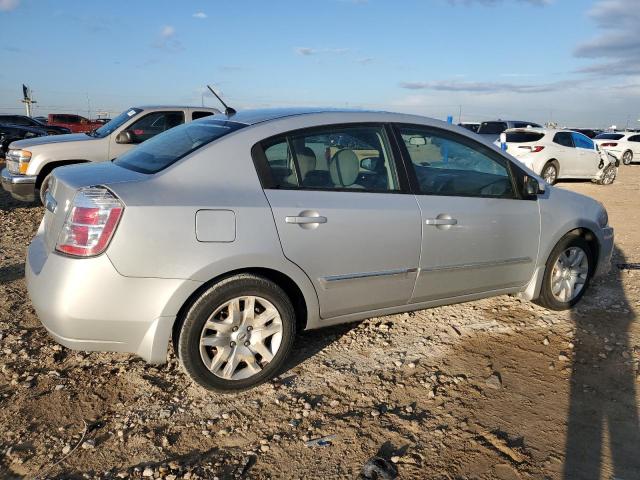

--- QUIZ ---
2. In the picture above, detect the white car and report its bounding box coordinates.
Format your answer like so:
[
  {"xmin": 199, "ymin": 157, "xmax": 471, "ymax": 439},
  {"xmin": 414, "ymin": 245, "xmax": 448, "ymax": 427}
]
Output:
[
  {"xmin": 500, "ymin": 128, "xmax": 617, "ymax": 185},
  {"xmin": 594, "ymin": 132, "xmax": 640, "ymax": 165}
]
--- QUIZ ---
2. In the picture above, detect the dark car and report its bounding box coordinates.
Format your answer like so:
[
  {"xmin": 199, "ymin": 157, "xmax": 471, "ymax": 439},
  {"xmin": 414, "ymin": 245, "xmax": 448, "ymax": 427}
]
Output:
[
  {"xmin": 570, "ymin": 128, "xmax": 602, "ymax": 139},
  {"xmin": 0, "ymin": 124, "xmax": 49, "ymax": 158},
  {"xmin": 0, "ymin": 115, "xmax": 71, "ymax": 135}
]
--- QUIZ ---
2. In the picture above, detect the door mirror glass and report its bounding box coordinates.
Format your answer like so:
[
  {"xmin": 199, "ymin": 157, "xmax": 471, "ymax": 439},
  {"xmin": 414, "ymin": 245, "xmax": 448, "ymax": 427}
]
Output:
[
  {"xmin": 523, "ymin": 175, "xmax": 544, "ymax": 196},
  {"xmin": 115, "ymin": 131, "xmax": 133, "ymax": 144},
  {"xmin": 360, "ymin": 157, "xmax": 382, "ymax": 171}
]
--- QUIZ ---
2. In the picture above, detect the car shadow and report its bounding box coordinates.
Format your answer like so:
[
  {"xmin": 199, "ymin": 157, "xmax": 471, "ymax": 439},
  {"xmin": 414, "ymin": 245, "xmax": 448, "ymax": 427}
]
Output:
[
  {"xmin": 0, "ymin": 188, "xmax": 40, "ymax": 211},
  {"xmin": 0, "ymin": 263, "xmax": 25, "ymax": 284},
  {"xmin": 563, "ymin": 246, "xmax": 640, "ymax": 478},
  {"xmin": 276, "ymin": 322, "xmax": 358, "ymax": 381}
]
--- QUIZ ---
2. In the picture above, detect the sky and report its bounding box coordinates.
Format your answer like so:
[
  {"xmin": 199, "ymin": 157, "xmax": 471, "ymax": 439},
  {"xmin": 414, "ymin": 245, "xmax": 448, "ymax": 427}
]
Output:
[{"xmin": 0, "ymin": 0, "xmax": 638, "ymax": 128}]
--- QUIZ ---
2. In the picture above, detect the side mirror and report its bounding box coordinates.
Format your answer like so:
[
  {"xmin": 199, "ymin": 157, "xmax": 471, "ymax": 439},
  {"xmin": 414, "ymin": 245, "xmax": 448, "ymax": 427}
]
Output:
[
  {"xmin": 360, "ymin": 157, "xmax": 381, "ymax": 171},
  {"xmin": 115, "ymin": 131, "xmax": 133, "ymax": 144},
  {"xmin": 523, "ymin": 175, "xmax": 544, "ymax": 197}
]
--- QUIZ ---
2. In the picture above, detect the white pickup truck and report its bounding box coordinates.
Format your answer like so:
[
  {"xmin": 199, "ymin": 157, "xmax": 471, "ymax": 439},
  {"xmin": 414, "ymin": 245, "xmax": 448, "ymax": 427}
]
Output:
[{"xmin": 1, "ymin": 105, "xmax": 219, "ymax": 203}]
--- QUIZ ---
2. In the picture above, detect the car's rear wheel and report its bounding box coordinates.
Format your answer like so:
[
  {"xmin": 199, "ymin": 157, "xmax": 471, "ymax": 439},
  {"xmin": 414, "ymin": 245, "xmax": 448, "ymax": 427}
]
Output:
[
  {"xmin": 541, "ymin": 161, "xmax": 559, "ymax": 185},
  {"xmin": 177, "ymin": 274, "xmax": 296, "ymax": 392},
  {"xmin": 536, "ymin": 234, "xmax": 593, "ymax": 310},
  {"xmin": 622, "ymin": 150, "xmax": 633, "ymax": 165},
  {"xmin": 597, "ymin": 164, "xmax": 617, "ymax": 185}
]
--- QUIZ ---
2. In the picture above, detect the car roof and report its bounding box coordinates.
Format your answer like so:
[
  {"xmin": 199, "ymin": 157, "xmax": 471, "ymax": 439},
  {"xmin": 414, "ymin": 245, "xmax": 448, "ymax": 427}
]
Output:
[{"xmin": 133, "ymin": 105, "xmax": 219, "ymax": 110}]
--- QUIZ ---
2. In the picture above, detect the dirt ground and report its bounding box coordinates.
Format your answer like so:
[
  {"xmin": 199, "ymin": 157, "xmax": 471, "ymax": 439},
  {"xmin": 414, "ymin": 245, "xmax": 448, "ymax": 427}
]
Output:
[{"xmin": 1, "ymin": 162, "xmax": 639, "ymax": 480}]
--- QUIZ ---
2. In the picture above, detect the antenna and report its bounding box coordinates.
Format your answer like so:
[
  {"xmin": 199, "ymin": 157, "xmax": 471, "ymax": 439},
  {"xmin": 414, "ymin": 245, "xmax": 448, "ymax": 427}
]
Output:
[{"xmin": 206, "ymin": 85, "xmax": 236, "ymax": 116}]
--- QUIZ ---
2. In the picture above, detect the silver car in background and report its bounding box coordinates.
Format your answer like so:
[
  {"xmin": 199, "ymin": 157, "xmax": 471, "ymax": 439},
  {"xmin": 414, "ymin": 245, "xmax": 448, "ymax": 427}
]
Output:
[{"xmin": 26, "ymin": 108, "xmax": 614, "ymax": 392}]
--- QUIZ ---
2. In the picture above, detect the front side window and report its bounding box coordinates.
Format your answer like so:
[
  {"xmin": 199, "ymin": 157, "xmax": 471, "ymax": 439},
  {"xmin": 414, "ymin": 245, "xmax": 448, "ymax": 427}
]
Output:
[
  {"xmin": 260, "ymin": 126, "xmax": 400, "ymax": 192},
  {"xmin": 553, "ymin": 132, "xmax": 574, "ymax": 148},
  {"xmin": 115, "ymin": 119, "xmax": 245, "ymax": 174},
  {"xmin": 397, "ymin": 126, "xmax": 514, "ymax": 198},
  {"xmin": 124, "ymin": 111, "xmax": 185, "ymax": 144},
  {"xmin": 571, "ymin": 132, "xmax": 595, "ymax": 150}
]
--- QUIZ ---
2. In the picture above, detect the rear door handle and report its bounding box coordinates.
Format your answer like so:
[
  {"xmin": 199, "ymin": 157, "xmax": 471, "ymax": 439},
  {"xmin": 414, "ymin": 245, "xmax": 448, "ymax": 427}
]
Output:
[
  {"xmin": 286, "ymin": 216, "xmax": 327, "ymax": 224},
  {"xmin": 425, "ymin": 218, "xmax": 457, "ymax": 226}
]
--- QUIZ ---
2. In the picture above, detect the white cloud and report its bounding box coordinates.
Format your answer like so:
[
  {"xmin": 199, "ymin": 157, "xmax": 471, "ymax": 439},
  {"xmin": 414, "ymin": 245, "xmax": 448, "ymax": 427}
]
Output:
[
  {"xmin": 294, "ymin": 47, "xmax": 349, "ymax": 56},
  {"xmin": 0, "ymin": 0, "xmax": 19, "ymax": 11},
  {"xmin": 355, "ymin": 57, "xmax": 374, "ymax": 65},
  {"xmin": 399, "ymin": 79, "xmax": 576, "ymax": 94},
  {"xmin": 192, "ymin": 12, "xmax": 207, "ymax": 19},
  {"xmin": 574, "ymin": 0, "xmax": 640, "ymax": 77},
  {"xmin": 161, "ymin": 25, "xmax": 175, "ymax": 38}
]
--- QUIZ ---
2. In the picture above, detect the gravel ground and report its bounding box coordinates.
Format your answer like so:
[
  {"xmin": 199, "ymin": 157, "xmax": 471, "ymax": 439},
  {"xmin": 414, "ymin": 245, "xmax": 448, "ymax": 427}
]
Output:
[{"xmin": 1, "ymin": 163, "xmax": 639, "ymax": 480}]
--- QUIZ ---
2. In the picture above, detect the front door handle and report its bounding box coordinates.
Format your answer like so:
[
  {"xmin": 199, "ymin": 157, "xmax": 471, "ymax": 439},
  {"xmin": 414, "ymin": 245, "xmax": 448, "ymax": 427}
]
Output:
[
  {"xmin": 286, "ymin": 216, "xmax": 328, "ymax": 224},
  {"xmin": 425, "ymin": 218, "xmax": 457, "ymax": 226}
]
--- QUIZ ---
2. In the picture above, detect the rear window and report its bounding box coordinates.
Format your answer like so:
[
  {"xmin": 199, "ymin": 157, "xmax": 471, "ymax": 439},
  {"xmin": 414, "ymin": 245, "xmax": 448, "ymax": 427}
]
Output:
[
  {"xmin": 595, "ymin": 133, "xmax": 624, "ymax": 140},
  {"xmin": 505, "ymin": 131, "xmax": 545, "ymax": 143},
  {"xmin": 478, "ymin": 122, "xmax": 507, "ymax": 135},
  {"xmin": 114, "ymin": 119, "xmax": 245, "ymax": 174}
]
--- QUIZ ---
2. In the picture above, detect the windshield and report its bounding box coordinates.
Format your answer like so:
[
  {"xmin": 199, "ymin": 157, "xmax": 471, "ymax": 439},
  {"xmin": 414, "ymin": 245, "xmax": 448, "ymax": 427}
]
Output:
[
  {"xmin": 595, "ymin": 133, "xmax": 624, "ymax": 140},
  {"xmin": 478, "ymin": 122, "xmax": 507, "ymax": 135},
  {"xmin": 91, "ymin": 108, "xmax": 142, "ymax": 138},
  {"xmin": 114, "ymin": 119, "xmax": 246, "ymax": 174}
]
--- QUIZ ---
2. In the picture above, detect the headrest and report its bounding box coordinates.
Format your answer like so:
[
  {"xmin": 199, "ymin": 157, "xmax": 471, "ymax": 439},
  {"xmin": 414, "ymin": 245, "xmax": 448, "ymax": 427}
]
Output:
[{"xmin": 330, "ymin": 149, "xmax": 360, "ymax": 187}]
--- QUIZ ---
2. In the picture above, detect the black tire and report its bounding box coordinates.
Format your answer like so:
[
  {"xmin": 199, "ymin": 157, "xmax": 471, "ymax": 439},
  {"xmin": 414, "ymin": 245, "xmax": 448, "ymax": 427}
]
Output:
[
  {"xmin": 38, "ymin": 172, "xmax": 52, "ymax": 206},
  {"xmin": 541, "ymin": 161, "xmax": 559, "ymax": 185},
  {"xmin": 177, "ymin": 274, "xmax": 296, "ymax": 392},
  {"xmin": 536, "ymin": 234, "xmax": 593, "ymax": 311},
  {"xmin": 622, "ymin": 150, "xmax": 633, "ymax": 165},
  {"xmin": 597, "ymin": 164, "xmax": 616, "ymax": 185}
]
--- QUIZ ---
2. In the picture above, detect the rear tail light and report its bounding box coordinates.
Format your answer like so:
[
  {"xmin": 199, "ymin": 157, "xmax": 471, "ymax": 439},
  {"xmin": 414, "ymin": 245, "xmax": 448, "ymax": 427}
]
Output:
[
  {"xmin": 518, "ymin": 145, "xmax": 545, "ymax": 153},
  {"xmin": 601, "ymin": 142, "xmax": 618, "ymax": 147},
  {"xmin": 56, "ymin": 187, "xmax": 123, "ymax": 257}
]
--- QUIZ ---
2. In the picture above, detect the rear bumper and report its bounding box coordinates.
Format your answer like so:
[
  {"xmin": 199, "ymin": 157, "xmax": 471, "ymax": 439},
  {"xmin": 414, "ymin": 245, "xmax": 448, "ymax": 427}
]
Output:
[
  {"xmin": 26, "ymin": 227, "xmax": 202, "ymax": 363},
  {"xmin": 1, "ymin": 168, "xmax": 37, "ymax": 202}
]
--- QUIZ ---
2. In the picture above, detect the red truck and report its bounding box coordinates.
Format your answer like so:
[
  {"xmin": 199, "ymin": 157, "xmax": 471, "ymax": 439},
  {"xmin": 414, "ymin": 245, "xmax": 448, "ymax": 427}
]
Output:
[{"xmin": 47, "ymin": 114, "xmax": 103, "ymax": 133}]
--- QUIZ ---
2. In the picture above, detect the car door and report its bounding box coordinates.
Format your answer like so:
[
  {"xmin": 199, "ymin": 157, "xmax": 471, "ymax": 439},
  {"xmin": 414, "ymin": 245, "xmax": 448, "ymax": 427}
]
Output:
[
  {"xmin": 571, "ymin": 132, "xmax": 600, "ymax": 176},
  {"xmin": 255, "ymin": 124, "xmax": 421, "ymax": 319},
  {"xmin": 108, "ymin": 110, "xmax": 186, "ymax": 159},
  {"xmin": 628, "ymin": 135, "xmax": 640, "ymax": 157},
  {"xmin": 394, "ymin": 124, "xmax": 540, "ymax": 303},
  {"xmin": 552, "ymin": 132, "xmax": 578, "ymax": 177}
]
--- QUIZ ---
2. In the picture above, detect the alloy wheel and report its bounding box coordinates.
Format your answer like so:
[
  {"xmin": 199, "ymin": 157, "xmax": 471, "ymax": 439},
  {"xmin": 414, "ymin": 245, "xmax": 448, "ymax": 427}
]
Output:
[
  {"xmin": 199, "ymin": 296, "xmax": 283, "ymax": 380},
  {"xmin": 543, "ymin": 164, "xmax": 557, "ymax": 184},
  {"xmin": 550, "ymin": 247, "xmax": 589, "ymax": 302},
  {"xmin": 623, "ymin": 151, "xmax": 633, "ymax": 165},
  {"xmin": 602, "ymin": 165, "xmax": 616, "ymax": 185}
]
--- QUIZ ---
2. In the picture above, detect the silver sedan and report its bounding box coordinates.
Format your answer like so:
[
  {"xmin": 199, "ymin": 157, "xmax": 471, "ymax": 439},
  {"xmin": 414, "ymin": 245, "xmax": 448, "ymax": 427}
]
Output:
[{"xmin": 25, "ymin": 108, "xmax": 614, "ymax": 392}]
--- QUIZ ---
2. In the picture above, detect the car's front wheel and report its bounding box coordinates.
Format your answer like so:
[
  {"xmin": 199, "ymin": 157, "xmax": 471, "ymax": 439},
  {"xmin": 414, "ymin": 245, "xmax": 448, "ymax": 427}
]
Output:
[
  {"xmin": 622, "ymin": 150, "xmax": 633, "ymax": 165},
  {"xmin": 177, "ymin": 274, "xmax": 296, "ymax": 392},
  {"xmin": 536, "ymin": 234, "xmax": 593, "ymax": 310},
  {"xmin": 597, "ymin": 164, "xmax": 617, "ymax": 185}
]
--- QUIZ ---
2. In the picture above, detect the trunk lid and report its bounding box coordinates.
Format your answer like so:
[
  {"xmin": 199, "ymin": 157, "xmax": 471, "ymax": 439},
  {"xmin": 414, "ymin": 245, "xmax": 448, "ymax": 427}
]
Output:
[{"xmin": 43, "ymin": 162, "xmax": 146, "ymax": 252}]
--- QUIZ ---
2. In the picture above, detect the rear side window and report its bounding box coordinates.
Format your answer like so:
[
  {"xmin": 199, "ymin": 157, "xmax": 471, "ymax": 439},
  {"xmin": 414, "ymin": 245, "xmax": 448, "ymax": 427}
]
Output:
[
  {"xmin": 595, "ymin": 133, "xmax": 624, "ymax": 140},
  {"xmin": 258, "ymin": 126, "xmax": 400, "ymax": 192},
  {"xmin": 629, "ymin": 135, "xmax": 640, "ymax": 142},
  {"xmin": 478, "ymin": 122, "xmax": 507, "ymax": 135},
  {"xmin": 115, "ymin": 120, "xmax": 245, "ymax": 174},
  {"xmin": 192, "ymin": 111, "xmax": 214, "ymax": 120},
  {"xmin": 572, "ymin": 133, "xmax": 594, "ymax": 150},
  {"xmin": 553, "ymin": 132, "xmax": 574, "ymax": 148},
  {"xmin": 505, "ymin": 131, "xmax": 545, "ymax": 143}
]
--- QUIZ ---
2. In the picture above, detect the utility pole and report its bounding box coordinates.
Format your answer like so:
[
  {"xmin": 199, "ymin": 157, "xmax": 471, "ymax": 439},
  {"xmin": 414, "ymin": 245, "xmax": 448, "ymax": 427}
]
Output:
[
  {"xmin": 21, "ymin": 84, "xmax": 36, "ymax": 117},
  {"xmin": 458, "ymin": 105, "xmax": 462, "ymax": 124}
]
